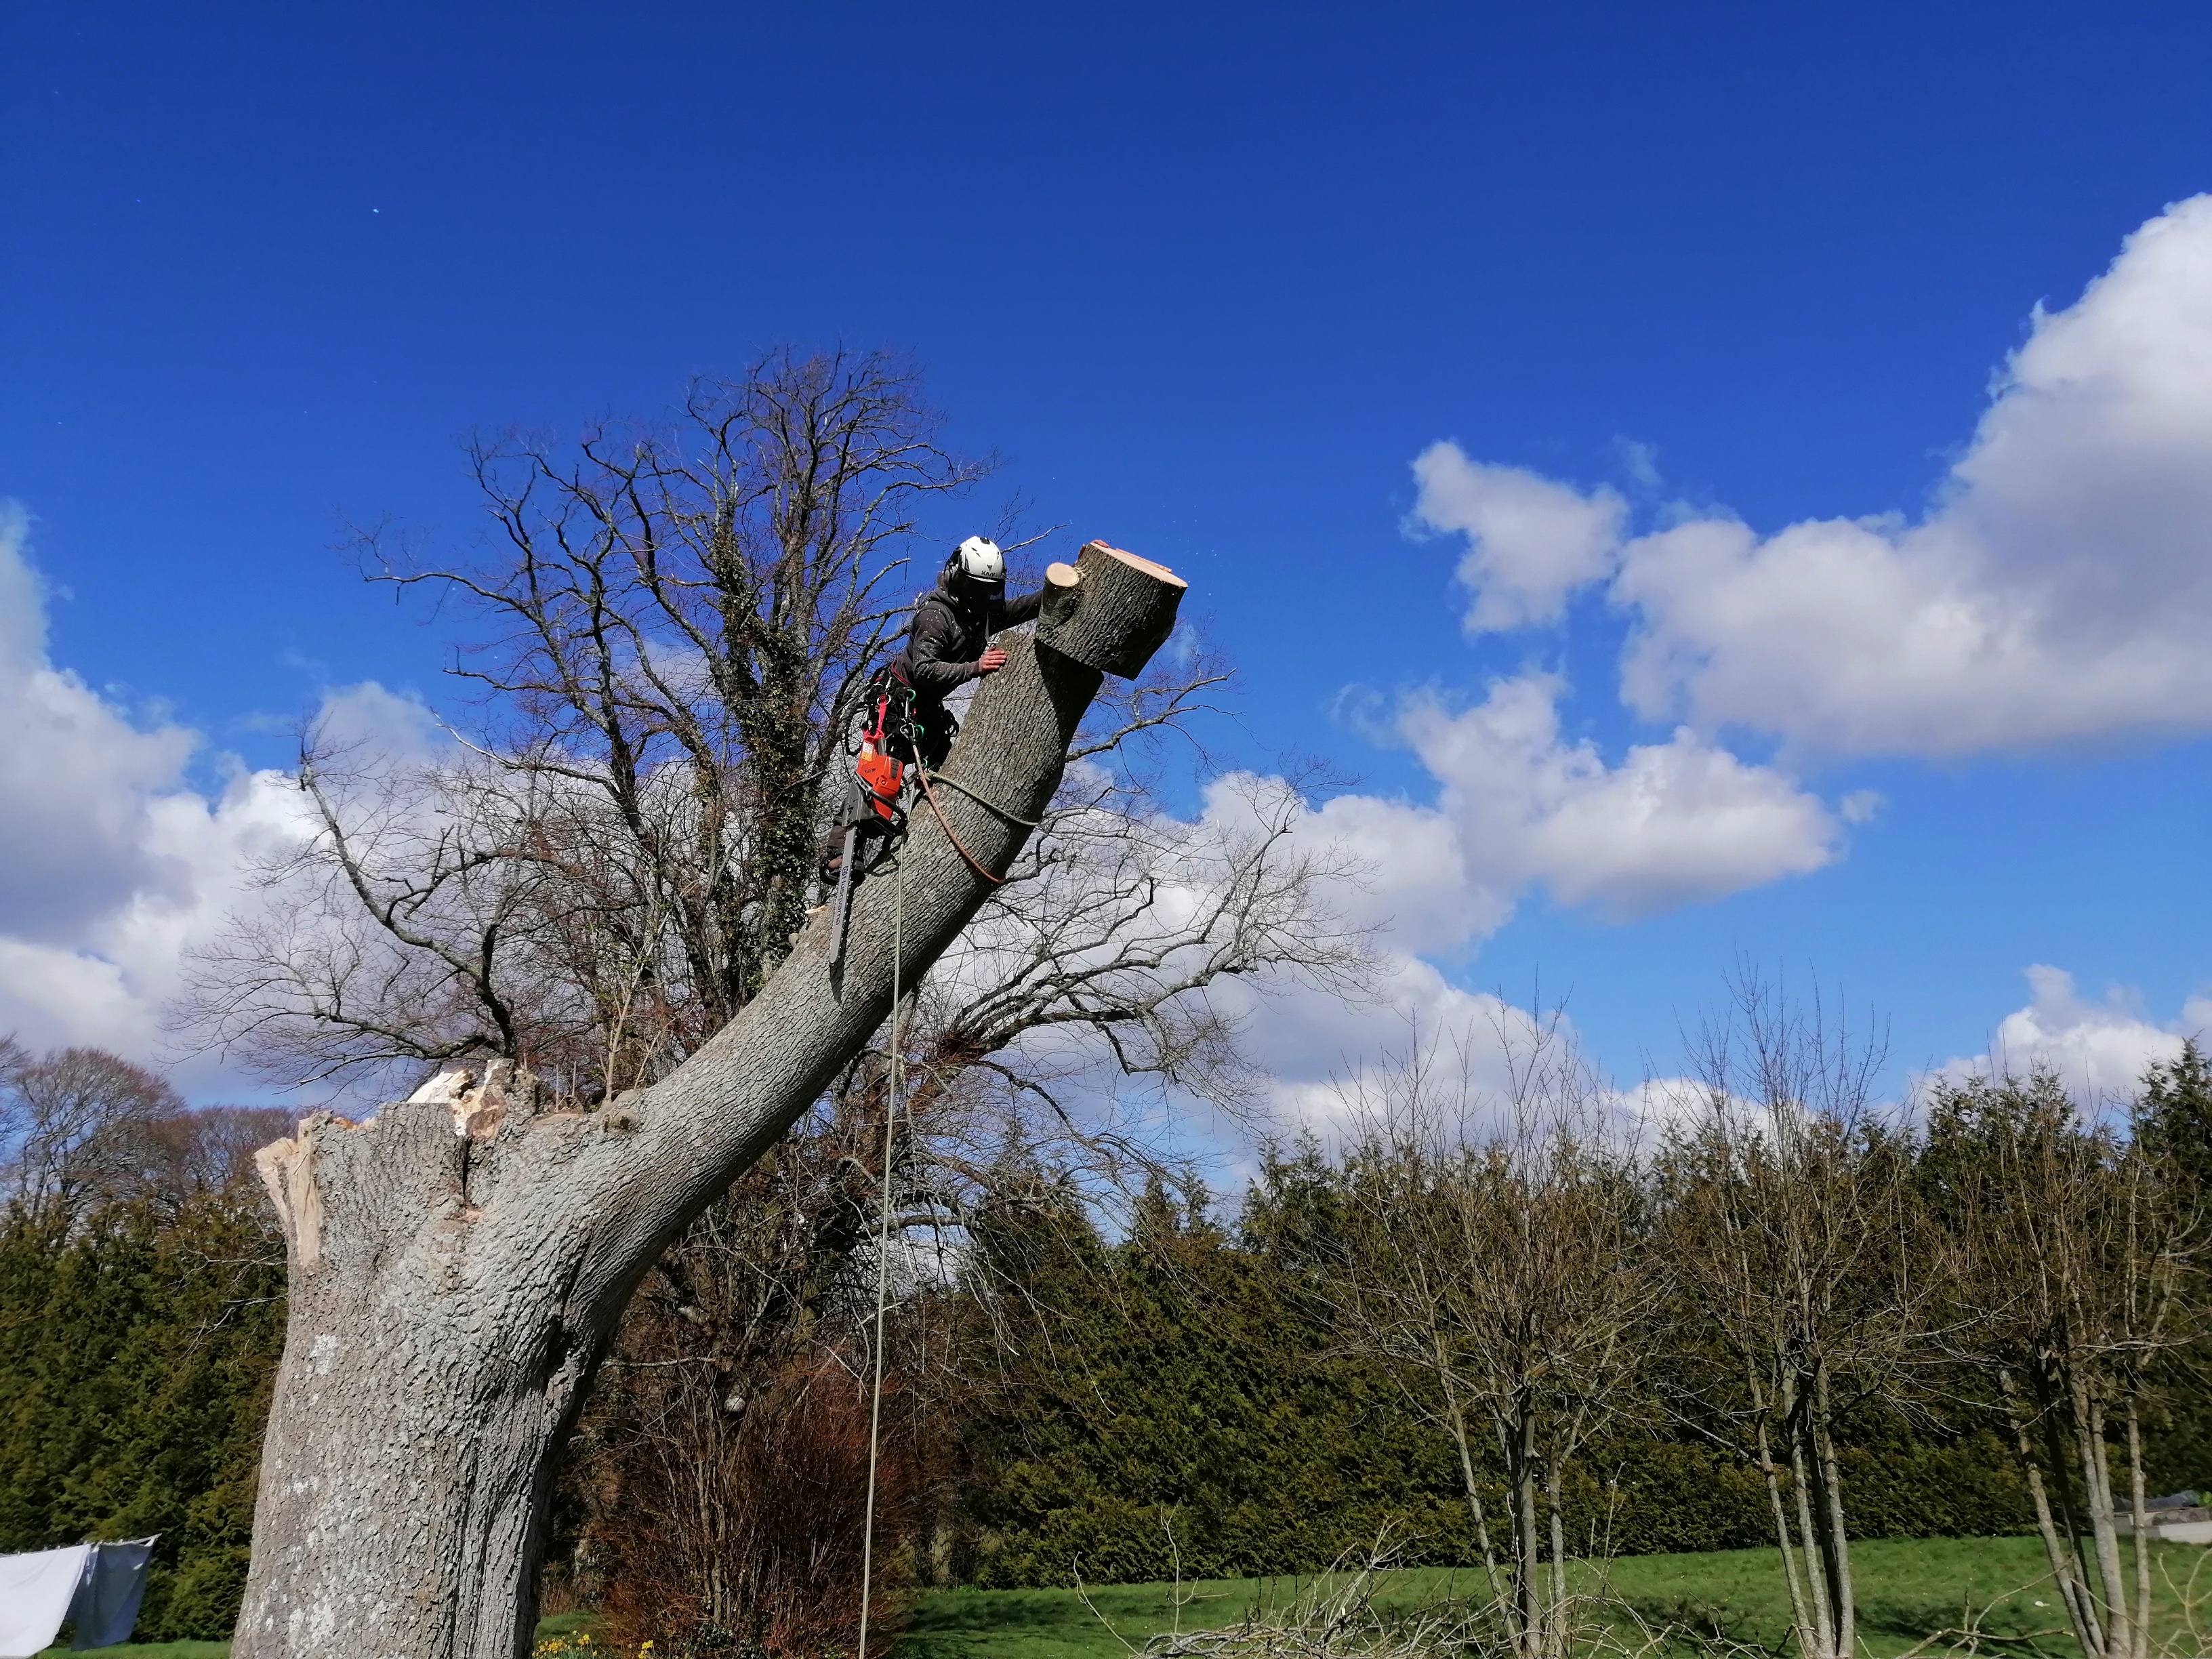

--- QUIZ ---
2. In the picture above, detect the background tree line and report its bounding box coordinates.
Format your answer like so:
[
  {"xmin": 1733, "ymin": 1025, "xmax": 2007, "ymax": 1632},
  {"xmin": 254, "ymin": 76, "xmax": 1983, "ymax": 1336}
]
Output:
[
  {"xmin": 0, "ymin": 1040, "xmax": 289, "ymax": 1641},
  {"xmin": 955, "ymin": 998, "xmax": 2212, "ymax": 1659},
  {"xmin": 9, "ymin": 1020, "xmax": 2211, "ymax": 1659}
]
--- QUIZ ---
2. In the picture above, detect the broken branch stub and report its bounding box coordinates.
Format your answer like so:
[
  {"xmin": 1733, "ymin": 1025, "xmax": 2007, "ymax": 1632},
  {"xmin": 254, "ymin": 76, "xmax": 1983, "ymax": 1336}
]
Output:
[
  {"xmin": 1033, "ymin": 541, "xmax": 1187, "ymax": 678},
  {"xmin": 253, "ymin": 1121, "xmax": 331, "ymax": 1269}
]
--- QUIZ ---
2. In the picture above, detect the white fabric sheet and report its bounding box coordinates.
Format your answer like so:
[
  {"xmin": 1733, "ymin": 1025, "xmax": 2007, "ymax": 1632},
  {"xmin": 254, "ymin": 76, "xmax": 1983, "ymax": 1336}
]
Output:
[{"xmin": 0, "ymin": 1544, "xmax": 90, "ymax": 1658}]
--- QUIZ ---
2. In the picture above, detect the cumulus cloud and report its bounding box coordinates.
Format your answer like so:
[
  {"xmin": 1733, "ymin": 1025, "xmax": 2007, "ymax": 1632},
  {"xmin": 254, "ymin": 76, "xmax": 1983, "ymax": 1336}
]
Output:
[
  {"xmin": 1295, "ymin": 676, "xmax": 1844, "ymax": 960},
  {"xmin": 1395, "ymin": 673, "xmax": 1840, "ymax": 922},
  {"xmin": 1930, "ymin": 964, "xmax": 2212, "ymax": 1102},
  {"xmin": 1416, "ymin": 195, "xmax": 2212, "ymax": 758},
  {"xmin": 1182, "ymin": 676, "xmax": 1842, "ymax": 1134},
  {"xmin": 0, "ymin": 509, "xmax": 312, "ymax": 1079},
  {"xmin": 0, "ymin": 506, "xmax": 203, "ymax": 945},
  {"xmin": 1261, "ymin": 963, "xmax": 1559, "ymax": 1135},
  {"xmin": 1409, "ymin": 445, "xmax": 1626, "ymax": 632},
  {"xmin": 1251, "ymin": 956, "xmax": 1704, "ymax": 1150}
]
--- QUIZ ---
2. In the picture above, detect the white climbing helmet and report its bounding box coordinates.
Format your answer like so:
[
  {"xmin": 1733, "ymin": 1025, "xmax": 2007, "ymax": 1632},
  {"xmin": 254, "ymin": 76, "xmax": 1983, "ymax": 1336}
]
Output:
[{"xmin": 949, "ymin": 535, "xmax": 1006, "ymax": 591}]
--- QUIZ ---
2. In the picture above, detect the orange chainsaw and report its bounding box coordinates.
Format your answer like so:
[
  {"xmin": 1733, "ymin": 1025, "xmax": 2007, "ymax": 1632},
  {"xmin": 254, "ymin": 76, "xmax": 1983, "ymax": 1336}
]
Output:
[{"xmin": 827, "ymin": 678, "xmax": 913, "ymax": 973}]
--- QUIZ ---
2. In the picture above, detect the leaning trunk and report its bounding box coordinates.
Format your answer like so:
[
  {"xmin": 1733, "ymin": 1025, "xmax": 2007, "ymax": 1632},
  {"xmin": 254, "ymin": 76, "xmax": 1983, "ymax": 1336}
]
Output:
[{"xmin": 234, "ymin": 544, "xmax": 1185, "ymax": 1659}]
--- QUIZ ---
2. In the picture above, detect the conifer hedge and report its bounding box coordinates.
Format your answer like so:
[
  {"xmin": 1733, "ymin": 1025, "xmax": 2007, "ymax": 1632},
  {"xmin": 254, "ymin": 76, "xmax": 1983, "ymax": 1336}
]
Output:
[
  {"xmin": 4, "ymin": 1127, "xmax": 2207, "ymax": 1627},
  {"xmin": 945, "ymin": 1171, "xmax": 2195, "ymax": 1589},
  {"xmin": 0, "ymin": 1197, "xmax": 283, "ymax": 1640}
]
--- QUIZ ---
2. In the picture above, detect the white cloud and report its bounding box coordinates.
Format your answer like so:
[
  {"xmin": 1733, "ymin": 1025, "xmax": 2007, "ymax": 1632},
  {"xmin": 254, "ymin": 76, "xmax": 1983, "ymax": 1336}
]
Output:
[
  {"xmin": 1397, "ymin": 673, "xmax": 1841, "ymax": 921},
  {"xmin": 1202, "ymin": 676, "xmax": 1839, "ymax": 991},
  {"xmin": 1626, "ymin": 198, "xmax": 2212, "ymax": 754},
  {"xmin": 1410, "ymin": 445, "xmax": 1626, "ymax": 632},
  {"xmin": 1418, "ymin": 195, "xmax": 2212, "ymax": 758},
  {"xmin": 1839, "ymin": 790, "xmax": 1884, "ymax": 825},
  {"xmin": 0, "ymin": 505, "xmax": 203, "ymax": 945},
  {"xmin": 1616, "ymin": 438, "xmax": 1663, "ymax": 491},
  {"xmin": 1253, "ymin": 960, "xmax": 1701, "ymax": 1151},
  {"xmin": 1294, "ymin": 787, "xmax": 1502, "ymax": 955},
  {"xmin": 1931, "ymin": 964, "xmax": 2212, "ymax": 1103},
  {"xmin": 311, "ymin": 678, "xmax": 449, "ymax": 762},
  {"xmin": 1261, "ymin": 964, "xmax": 1557, "ymax": 1136},
  {"xmin": 1193, "ymin": 676, "xmax": 1842, "ymax": 1135},
  {"xmin": 0, "ymin": 508, "xmax": 314, "ymax": 1083}
]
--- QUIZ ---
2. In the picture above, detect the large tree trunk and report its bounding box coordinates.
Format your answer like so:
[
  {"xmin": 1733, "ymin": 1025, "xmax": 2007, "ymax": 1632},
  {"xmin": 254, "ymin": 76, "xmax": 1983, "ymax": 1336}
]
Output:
[{"xmin": 234, "ymin": 544, "xmax": 1185, "ymax": 1659}]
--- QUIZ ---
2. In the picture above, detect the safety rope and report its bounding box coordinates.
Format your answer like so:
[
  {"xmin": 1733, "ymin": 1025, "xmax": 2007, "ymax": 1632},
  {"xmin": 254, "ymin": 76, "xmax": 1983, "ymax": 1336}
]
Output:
[
  {"xmin": 920, "ymin": 769, "xmax": 1042, "ymax": 827},
  {"xmin": 855, "ymin": 752, "xmax": 1029, "ymax": 1654},
  {"xmin": 855, "ymin": 830, "xmax": 905, "ymax": 1659},
  {"xmin": 915, "ymin": 766, "xmax": 1014, "ymax": 885}
]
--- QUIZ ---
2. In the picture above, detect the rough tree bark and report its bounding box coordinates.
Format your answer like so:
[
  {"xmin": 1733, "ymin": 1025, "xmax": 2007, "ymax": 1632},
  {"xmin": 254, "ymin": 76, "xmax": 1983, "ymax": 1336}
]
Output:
[{"xmin": 235, "ymin": 542, "xmax": 1185, "ymax": 1659}]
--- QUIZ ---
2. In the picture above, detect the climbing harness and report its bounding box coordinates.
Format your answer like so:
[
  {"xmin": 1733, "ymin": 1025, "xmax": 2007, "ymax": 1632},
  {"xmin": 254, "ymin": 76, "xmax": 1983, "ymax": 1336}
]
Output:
[
  {"xmin": 827, "ymin": 672, "xmax": 916, "ymax": 975},
  {"xmin": 828, "ymin": 671, "xmax": 1043, "ymax": 961}
]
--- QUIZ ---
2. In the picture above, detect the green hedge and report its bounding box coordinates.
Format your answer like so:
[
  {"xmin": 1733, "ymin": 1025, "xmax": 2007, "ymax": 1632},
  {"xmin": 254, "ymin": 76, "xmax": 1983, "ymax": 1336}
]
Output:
[
  {"xmin": 951, "ymin": 1191, "xmax": 2066, "ymax": 1590},
  {"xmin": 0, "ymin": 1200, "xmax": 283, "ymax": 1640}
]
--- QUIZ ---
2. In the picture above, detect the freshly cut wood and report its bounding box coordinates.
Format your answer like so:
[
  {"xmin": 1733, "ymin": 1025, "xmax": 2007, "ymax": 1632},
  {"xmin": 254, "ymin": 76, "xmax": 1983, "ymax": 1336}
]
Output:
[
  {"xmin": 232, "ymin": 544, "xmax": 1189, "ymax": 1659},
  {"xmin": 1035, "ymin": 540, "xmax": 1186, "ymax": 679},
  {"xmin": 1038, "ymin": 560, "xmax": 1082, "ymax": 630}
]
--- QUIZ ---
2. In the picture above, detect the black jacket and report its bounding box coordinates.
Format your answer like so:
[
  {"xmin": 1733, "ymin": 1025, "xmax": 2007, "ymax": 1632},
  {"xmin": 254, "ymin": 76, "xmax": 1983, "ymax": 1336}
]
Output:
[{"xmin": 890, "ymin": 576, "xmax": 1043, "ymax": 700}]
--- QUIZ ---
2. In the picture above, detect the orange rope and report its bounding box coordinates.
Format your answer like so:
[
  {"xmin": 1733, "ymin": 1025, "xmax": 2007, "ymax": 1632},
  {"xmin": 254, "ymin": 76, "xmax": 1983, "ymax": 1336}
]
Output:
[{"xmin": 914, "ymin": 764, "xmax": 1006, "ymax": 885}]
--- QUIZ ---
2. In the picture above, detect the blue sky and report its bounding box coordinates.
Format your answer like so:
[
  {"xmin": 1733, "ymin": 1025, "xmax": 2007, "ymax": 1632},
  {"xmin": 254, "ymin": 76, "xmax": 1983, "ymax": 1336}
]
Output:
[{"xmin": 5, "ymin": 0, "xmax": 2211, "ymax": 1105}]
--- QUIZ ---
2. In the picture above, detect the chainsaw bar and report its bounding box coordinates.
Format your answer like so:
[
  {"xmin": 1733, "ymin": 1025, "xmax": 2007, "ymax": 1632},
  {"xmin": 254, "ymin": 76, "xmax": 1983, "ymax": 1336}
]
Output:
[{"xmin": 827, "ymin": 813, "xmax": 863, "ymax": 977}]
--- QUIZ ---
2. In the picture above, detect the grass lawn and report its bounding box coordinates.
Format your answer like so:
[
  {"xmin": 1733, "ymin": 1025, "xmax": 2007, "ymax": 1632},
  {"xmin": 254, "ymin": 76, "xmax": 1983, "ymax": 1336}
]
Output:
[
  {"xmin": 900, "ymin": 1535, "xmax": 2212, "ymax": 1659},
  {"xmin": 41, "ymin": 1537, "xmax": 2212, "ymax": 1658}
]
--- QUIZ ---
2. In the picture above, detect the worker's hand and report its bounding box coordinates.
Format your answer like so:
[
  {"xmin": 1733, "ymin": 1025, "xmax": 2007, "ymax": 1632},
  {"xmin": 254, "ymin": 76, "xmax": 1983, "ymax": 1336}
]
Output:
[{"xmin": 977, "ymin": 647, "xmax": 1010, "ymax": 674}]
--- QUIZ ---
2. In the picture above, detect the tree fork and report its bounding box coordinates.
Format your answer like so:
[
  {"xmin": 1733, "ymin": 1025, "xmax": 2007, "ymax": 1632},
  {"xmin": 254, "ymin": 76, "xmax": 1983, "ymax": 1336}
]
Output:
[{"xmin": 234, "ymin": 545, "xmax": 1185, "ymax": 1659}]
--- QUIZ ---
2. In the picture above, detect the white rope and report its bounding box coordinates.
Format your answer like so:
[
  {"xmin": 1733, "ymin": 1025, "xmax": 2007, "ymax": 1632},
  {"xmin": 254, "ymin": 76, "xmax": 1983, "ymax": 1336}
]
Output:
[{"xmin": 855, "ymin": 833, "xmax": 906, "ymax": 1659}]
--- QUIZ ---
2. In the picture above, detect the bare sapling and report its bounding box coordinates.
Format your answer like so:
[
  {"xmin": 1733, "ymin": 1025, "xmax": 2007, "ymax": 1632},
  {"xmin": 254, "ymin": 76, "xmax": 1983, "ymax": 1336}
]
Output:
[
  {"xmin": 1925, "ymin": 1067, "xmax": 2205, "ymax": 1659},
  {"xmin": 1310, "ymin": 1012, "xmax": 1658, "ymax": 1659},
  {"xmin": 1656, "ymin": 970, "xmax": 1923, "ymax": 1659}
]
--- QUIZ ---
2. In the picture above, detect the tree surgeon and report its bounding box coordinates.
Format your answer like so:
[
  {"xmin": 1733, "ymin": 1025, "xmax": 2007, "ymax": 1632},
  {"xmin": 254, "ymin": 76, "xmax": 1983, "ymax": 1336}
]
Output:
[
  {"xmin": 884, "ymin": 536, "xmax": 1045, "ymax": 761},
  {"xmin": 821, "ymin": 537, "xmax": 1045, "ymax": 947}
]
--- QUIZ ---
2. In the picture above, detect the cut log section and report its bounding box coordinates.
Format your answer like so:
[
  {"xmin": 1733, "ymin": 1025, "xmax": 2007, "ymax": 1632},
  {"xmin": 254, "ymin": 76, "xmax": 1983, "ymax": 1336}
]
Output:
[
  {"xmin": 1038, "ymin": 560, "xmax": 1082, "ymax": 630},
  {"xmin": 1033, "ymin": 540, "xmax": 1187, "ymax": 679}
]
